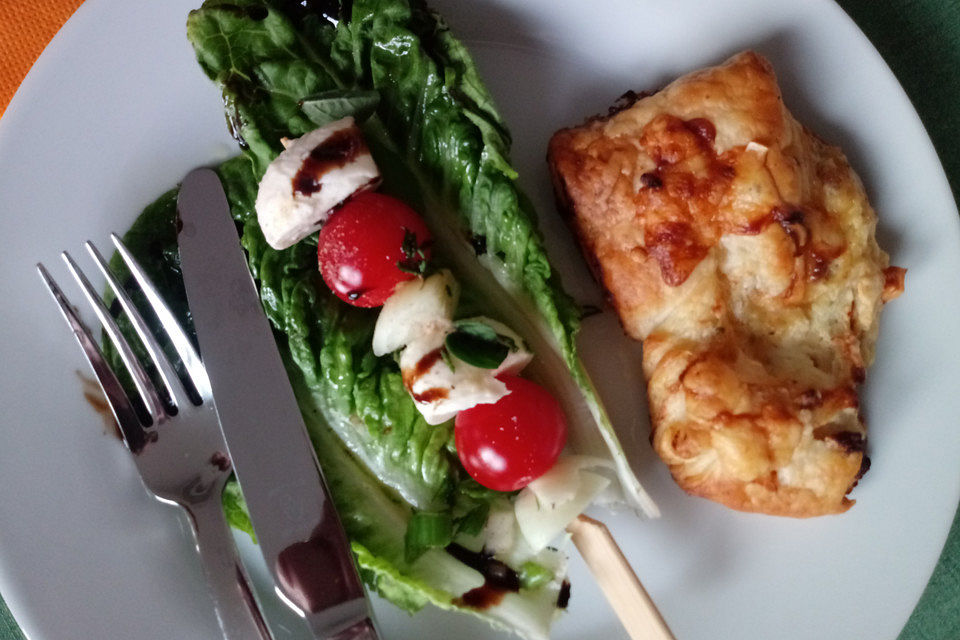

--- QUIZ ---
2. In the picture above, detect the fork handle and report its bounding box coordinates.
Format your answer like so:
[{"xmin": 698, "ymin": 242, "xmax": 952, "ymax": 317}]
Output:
[{"xmin": 187, "ymin": 498, "xmax": 274, "ymax": 640}]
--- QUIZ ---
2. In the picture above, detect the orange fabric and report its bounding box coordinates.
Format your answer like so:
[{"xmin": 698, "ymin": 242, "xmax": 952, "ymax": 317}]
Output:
[{"xmin": 0, "ymin": 0, "xmax": 85, "ymax": 118}]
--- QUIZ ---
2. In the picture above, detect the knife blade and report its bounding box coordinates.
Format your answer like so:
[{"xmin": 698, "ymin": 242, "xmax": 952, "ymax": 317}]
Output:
[{"xmin": 176, "ymin": 168, "xmax": 377, "ymax": 640}]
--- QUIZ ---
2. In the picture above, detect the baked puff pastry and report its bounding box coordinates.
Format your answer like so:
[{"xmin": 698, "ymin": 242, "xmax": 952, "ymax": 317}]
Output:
[{"xmin": 548, "ymin": 51, "xmax": 905, "ymax": 517}]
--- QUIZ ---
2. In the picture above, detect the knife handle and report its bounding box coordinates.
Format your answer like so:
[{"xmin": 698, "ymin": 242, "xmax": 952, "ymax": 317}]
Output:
[{"xmin": 187, "ymin": 497, "xmax": 274, "ymax": 640}]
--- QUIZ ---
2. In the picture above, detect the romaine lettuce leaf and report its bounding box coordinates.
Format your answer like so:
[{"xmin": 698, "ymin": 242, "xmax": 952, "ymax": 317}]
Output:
[{"xmin": 187, "ymin": 0, "xmax": 655, "ymax": 516}]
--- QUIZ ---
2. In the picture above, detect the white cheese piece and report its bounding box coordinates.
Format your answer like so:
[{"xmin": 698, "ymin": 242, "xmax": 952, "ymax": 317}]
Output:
[
  {"xmin": 255, "ymin": 117, "xmax": 380, "ymax": 250},
  {"xmin": 514, "ymin": 456, "xmax": 616, "ymax": 552},
  {"xmin": 397, "ymin": 314, "xmax": 534, "ymax": 424},
  {"xmin": 372, "ymin": 270, "xmax": 459, "ymax": 356},
  {"xmin": 479, "ymin": 501, "xmax": 572, "ymax": 575},
  {"xmin": 746, "ymin": 140, "xmax": 769, "ymax": 156},
  {"xmin": 524, "ymin": 456, "xmax": 614, "ymax": 507},
  {"xmin": 376, "ymin": 269, "xmax": 533, "ymax": 424},
  {"xmin": 516, "ymin": 472, "xmax": 610, "ymax": 553},
  {"xmin": 408, "ymin": 549, "xmax": 484, "ymax": 595},
  {"xmin": 399, "ymin": 333, "xmax": 509, "ymax": 425}
]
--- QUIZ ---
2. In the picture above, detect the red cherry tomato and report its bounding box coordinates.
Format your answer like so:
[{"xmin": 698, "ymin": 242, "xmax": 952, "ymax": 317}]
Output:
[
  {"xmin": 317, "ymin": 192, "xmax": 432, "ymax": 307},
  {"xmin": 454, "ymin": 376, "xmax": 567, "ymax": 492}
]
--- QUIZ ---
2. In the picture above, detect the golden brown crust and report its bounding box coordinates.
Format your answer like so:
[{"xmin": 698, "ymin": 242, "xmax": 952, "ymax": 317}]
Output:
[{"xmin": 548, "ymin": 51, "xmax": 903, "ymax": 517}]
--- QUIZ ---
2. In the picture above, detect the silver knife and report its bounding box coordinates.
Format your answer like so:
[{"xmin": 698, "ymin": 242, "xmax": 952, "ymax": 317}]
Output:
[{"xmin": 176, "ymin": 168, "xmax": 378, "ymax": 640}]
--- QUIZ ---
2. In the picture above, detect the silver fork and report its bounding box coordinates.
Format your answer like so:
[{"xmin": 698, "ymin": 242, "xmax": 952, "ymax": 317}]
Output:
[{"xmin": 37, "ymin": 234, "xmax": 273, "ymax": 640}]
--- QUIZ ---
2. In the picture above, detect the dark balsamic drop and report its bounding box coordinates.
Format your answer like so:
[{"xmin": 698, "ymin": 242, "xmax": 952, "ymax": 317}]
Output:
[
  {"xmin": 446, "ymin": 544, "xmax": 522, "ymax": 611},
  {"xmin": 557, "ymin": 580, "xmax": 571, "ymax": 609},
  {"xmin": 292, "ymin": 128, "xmax": 365, "ymax": 196},
  {"xmin": 829, "ymin": 431, "xmax": 867, "ymax": 454},
  {"xmin": 209, "ymin": 452, "xmax": 231, "ymax": 472},
  {"xmin": 413, "ymin": 348, "xmax": 444, "ymax": 379},
  {"xmin": 411, "ymin": 387, "xmax": 449, "ymax": 403},
  {"xmin": 683, "ymin": 117, "xmax": 717, "ymax": 146},
  {"xmin": 79, "ymin": 373, "xmax": 122, "ymax": 441},
  {"xmin": 455, "ymin": 584, "xmax": 508, "ymax": 609}
]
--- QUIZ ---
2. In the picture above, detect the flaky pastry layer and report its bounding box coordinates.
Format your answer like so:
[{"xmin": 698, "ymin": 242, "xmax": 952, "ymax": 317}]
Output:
[{"xmin": 548, "ymin": 51, "xmax": 904, "ymax": 517}]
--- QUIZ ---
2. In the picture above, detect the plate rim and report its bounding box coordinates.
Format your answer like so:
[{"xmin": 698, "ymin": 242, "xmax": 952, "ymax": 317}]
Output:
[{"xmin": 1, "ymin": 0, "xmax": 958, "ymax": 639}]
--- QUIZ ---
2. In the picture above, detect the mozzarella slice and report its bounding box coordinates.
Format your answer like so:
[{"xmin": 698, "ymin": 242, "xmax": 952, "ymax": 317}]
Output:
[
  {"xmin": 255, "ymin": 117, "xmax": 380, "ymax": 250},
  {"xmin": 514, "ymin": 456, "xmax": 616, "ymax": 552},
  {"xmin": 372, "ymin": 270, "xmax": 459, "ymax": 356},
  {"xmin": 399, "ymin": 333, "xmax": 509, "ymax": 425},
  {"xmin": 396, "ymin": 313, "xmax": 535, "ymax": 424},
  {"xmin": 524, "ymin": 456, "xmax": 614, "ymax": 507},
  {"xmin": 376, "ymin": 269, "xmax": 534, "ymax": 424}
]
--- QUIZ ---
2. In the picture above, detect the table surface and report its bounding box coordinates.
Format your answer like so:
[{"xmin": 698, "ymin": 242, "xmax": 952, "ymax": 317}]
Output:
[{"xmin": 0, "ymin": 1, "xmax": 957, "ymax": 639}]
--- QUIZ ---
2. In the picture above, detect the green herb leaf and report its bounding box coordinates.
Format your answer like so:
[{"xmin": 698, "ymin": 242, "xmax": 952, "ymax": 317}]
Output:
[
  {"xmin": 300, "ymin": 89, "xmax": 381, "ymax": 126},
  {"xmin": 519, "ymin": 561, "xmax": 554, "ymax": 591},
  {"xmin": 404, "ymin": 511, "xmax": 454, "ymax": 564},
  {"xmin": 445, "ymin": 321, "xmax": 509, "ymax": 369},
  {"xmin": 455, "ymin": 502, "xmax": 490, "ymax": 537},
  {"xmin": 454, "ymin": 320, "xmax": 499, "ymax": 342}
]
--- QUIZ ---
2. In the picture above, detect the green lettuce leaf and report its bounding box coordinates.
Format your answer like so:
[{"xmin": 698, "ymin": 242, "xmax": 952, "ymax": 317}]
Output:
[
  {"xmin": 217, "ymin": 152, "xmax": 460, "ymax": 511},
  {"xmin": 300, "ymin": 88, "xmax": 381, "ymax": 125},
  {"xmin": 187, "ymin": 0, "xmax": 655, "ymax": 516}
]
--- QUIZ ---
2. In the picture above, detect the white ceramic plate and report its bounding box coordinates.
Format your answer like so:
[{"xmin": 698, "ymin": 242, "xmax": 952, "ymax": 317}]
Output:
[{"xmin": 1, "ymin": 0, "xmax": 957, "ymax": 639}]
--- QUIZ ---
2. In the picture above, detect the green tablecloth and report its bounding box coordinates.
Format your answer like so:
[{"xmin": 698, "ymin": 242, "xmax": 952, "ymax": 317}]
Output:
[{"xmin": 1, "ymin": 0, "xmax": 958, "ymax": 638}]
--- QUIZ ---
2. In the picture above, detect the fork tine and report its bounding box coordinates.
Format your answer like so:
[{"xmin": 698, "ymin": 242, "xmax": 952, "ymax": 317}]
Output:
[
  {"xmin": 85, "ymin": 241, "xmax": 195, "ymax": 410},
  {"xmin": 111, "ymin": 233, "xmax": 212, "ymax": 400},
  {"xmin": 37, "ymin": 263, "xmax": 150, "ymax": 453},
  {"xmin": 61, "ymin": 250, "xmax": 167, "ymax": 423}
]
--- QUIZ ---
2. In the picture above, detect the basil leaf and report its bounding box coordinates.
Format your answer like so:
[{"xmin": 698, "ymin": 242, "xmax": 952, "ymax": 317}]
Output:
[
  {"xmin": 445, "ymin": 321, "xmax": 509, "ymax": 369},
  {"xmin": 454, "ymin": 320, "xmax": 499, "ymax": 342},
  {"xmin": 300, "ymin": 88, "xmax": 381, "ymax": 126}
]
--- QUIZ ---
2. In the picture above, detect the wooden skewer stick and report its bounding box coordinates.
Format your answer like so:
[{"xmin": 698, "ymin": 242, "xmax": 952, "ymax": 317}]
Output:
[{"xmin": 567, "ymin": 514, "xmax": 676, "ymax": 640}]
